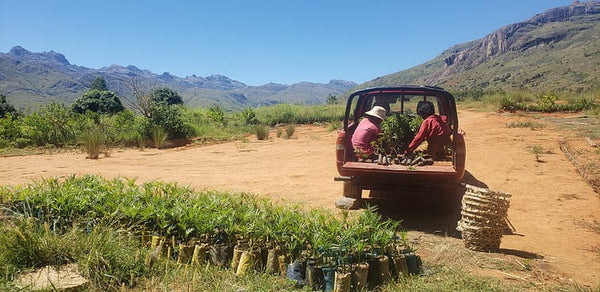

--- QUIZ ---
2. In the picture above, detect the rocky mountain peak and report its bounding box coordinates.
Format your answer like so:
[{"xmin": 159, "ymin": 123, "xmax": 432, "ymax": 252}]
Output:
[
  {"xmin": 7, "ymin": 45, "xmax": 70, "ymax": 65},
  {"xmin": 443, "ymin": 1, "xmax": 600, "ymax": 69},
  {"xmin": 8, "ymin": 46, "xmax": 30, "ymax": 56}
]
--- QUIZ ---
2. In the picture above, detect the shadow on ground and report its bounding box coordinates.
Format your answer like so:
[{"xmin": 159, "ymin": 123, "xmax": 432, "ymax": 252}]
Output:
[
  {"xmin": 361, "ymin": 171, "xmax": 545, "ymax": 259},
  {"xmin": 362, "ymin": 171, "xmax": 488, "ymax": 239}
]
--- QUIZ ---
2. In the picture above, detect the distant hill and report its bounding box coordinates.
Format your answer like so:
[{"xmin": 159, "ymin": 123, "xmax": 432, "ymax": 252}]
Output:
[
  {"xmin": 0, "ymin": 47, "xmax": 356, "ymax": 111},
  {"xmin": 358, "ymin": 1, "xmax": 600, "ymax": 95}
]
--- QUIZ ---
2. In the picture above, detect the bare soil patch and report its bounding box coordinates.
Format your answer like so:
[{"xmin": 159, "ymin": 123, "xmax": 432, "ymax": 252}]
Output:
[{"xmin": 1, "ymin": 109, "xmax": 599, "ymax": 289}]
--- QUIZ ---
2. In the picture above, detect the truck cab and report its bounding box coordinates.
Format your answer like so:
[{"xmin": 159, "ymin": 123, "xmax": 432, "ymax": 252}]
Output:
[{"xmin": 335, "ymin": 86, "xmax": 466, "ymax": 208}]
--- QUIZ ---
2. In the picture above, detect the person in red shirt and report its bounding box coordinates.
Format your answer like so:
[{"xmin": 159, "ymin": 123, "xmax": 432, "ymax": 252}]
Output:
[
  {"xmin": 351, "ymin": 106, "xmax": 387, "ymax": 159},
  {"xmin": 405, "ymin": 101, "xmax": 451, "ymax": 159}
]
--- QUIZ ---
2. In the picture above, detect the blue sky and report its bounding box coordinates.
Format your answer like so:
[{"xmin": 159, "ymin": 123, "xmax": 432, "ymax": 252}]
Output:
[{"xmin": 1, "ymin": 0, "xmax": 572, "ymax": 86}]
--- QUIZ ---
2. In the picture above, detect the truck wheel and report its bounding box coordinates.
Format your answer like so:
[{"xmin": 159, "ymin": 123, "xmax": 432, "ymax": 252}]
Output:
[{"xmin": 342, "ymin": 181, "xmax": 362, "ymax": 199}]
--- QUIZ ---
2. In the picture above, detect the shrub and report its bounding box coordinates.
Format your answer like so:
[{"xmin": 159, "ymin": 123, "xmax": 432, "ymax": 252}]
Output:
[
  {"xmin": 527, "ymin": 144, "xmax": 554, "ymax": 162},
  {"xmin": 111, "ymin": 110, "xmax": 147, "ymax": 146},
  {"xmin": 20, "ymin": 103, "xmax": 86, "ymax": 147},
  {"xmin": 499, "ymin": 96, "xmax": 517, "ymax": 112},
  {"xmin": 536, "ymin": 93, "xmax": 558, "ymax": 112},
  {"xmin": 241, "ymin": 107, "xmax": 258, "ymax": 125},
  {"xmin": 208, "ymin": 105, "xmax": 226, "ymax": 125},
  {"xmin": 149, "ymin": 103, "xmax": 194, "ymax": 140},
  {"xmin": 0, "ymin": 113, "xmax": 22, "ymax": 147},
  {"xmin": 255, "ymin": 124, "xmax": 270, "ymax": 140}
]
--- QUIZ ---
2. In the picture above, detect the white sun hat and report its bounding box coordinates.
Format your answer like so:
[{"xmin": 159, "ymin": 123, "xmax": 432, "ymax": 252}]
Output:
[{"xmin": 364, "ymin": 106, "xmax": 387, "ymax": 121}]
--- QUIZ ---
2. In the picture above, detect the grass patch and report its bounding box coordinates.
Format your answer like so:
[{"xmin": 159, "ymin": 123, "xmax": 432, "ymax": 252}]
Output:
[
  {"xmin": 528, "ymin": 144, "xmax": 555, "ymax": 162},
  {"xmin": 506, "ymin": 120, "xmax": 546, "ymax": 130},
  {"xmin": 383, "ymin": 265, "xmax": 516, "ymax": 292},
  {"xmin": 0, "ymin": 147, "xmax": 44, "ymax": 157}
]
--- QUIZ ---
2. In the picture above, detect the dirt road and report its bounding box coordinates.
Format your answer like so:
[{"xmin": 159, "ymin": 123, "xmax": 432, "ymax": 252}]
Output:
[{"xmin": 1, "ymin": 109, "xmax": 599, "ymax": 288}]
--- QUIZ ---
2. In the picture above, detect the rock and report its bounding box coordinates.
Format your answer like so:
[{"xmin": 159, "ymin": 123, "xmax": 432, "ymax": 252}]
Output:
[
  {"xmin": 335, "ymin": 197, "xmax": 361, "ymax": 210},
  {"xmin": 15, "ymin": 263, "xmax": 89, "ymax": 291}
]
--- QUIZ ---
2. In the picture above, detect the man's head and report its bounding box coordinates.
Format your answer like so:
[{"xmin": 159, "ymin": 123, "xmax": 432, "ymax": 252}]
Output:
[{"xmin": 417, "ymin": 101, "xmax": 435, "ymax": 118}]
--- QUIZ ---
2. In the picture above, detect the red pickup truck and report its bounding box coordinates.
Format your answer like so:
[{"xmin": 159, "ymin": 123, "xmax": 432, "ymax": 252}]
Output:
[{"xmin": 335, "ymin": 86, "xmax": 466, "ymax": 209}]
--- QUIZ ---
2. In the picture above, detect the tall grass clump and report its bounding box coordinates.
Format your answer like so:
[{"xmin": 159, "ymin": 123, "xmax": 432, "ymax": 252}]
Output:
[
  {"xmin": 0, "ymin": 219, "xmax": 76, "ymax": 270},
  {"xmin": 82, "ymin": 125, "xmax": 105, "ymax": 159},
  {"xmin": 77, "ymin": 226, "xmax": 149, "ymax": 289},
  {"xmin": 151, "ymin": 125, "xmax": 168, "ymax": 149},
  {"xmin": 285, "ymin": 124, "xmax": 296, "ymax": 139},
  {"xmin": 255, "ymin": 124, "xmax": 270, "ymax": 140}
]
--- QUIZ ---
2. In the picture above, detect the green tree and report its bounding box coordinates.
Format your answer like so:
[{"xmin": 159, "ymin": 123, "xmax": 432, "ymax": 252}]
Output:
[
  {"xmin": 72, "ymin": 89, "xmax": 124, "ymax": 114},
  {"xmin": 0, "ymin": 94, "xmax": 18, "ymax": 118},
  {"xmin": 90, "ymin": 76, "xmax": 108, "ymax": 91},
  {"xmin": 326, "ymin": 94, "xmax": 338, "ymax": 105},
  {"xmin": 149, "ymin": 87, "xmax": 183, "ymax": 105},
  {"xmin": 147, "ymin": 103, "xmax": 193, "ymax": 140}
]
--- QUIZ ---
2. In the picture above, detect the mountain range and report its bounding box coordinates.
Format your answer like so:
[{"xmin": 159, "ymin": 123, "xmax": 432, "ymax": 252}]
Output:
[
  {"xmin": 0, "ymin": 47, "xmax": 356, "ymax": 111},
  {"xmin": 1, "ymin": 1, "xmax": 599, "ymax": 111}
]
